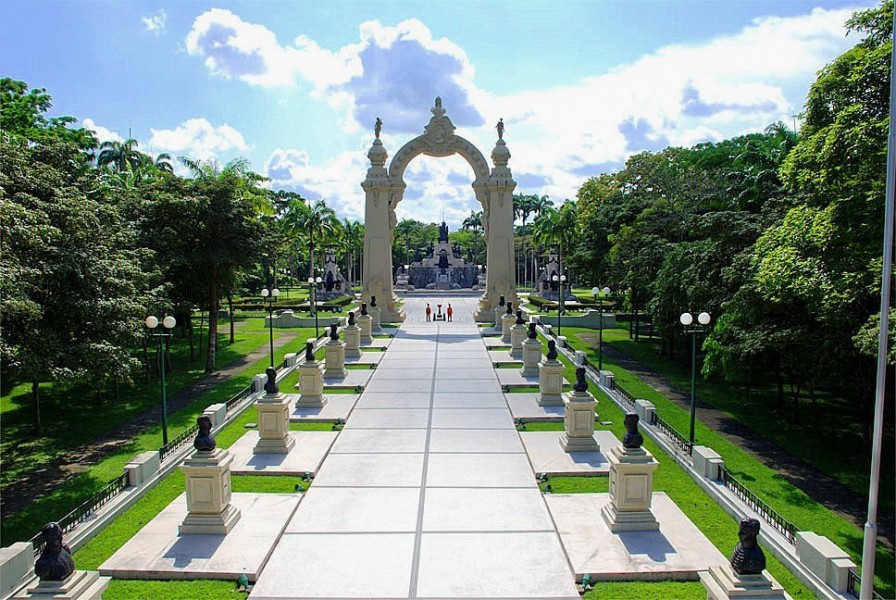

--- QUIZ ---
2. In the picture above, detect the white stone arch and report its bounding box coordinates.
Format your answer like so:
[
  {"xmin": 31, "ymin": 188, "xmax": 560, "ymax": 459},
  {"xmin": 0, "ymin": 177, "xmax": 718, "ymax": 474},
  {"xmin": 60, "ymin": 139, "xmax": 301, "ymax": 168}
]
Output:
[{"xmin": 361, "ymin": 98, "xmax": 517, "ymax": 322}]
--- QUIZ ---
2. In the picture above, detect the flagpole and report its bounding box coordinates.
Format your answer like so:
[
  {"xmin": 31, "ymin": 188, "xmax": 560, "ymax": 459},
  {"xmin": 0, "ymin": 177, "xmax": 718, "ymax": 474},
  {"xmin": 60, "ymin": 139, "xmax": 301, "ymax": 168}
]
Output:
[{"xmin": 859, "ymin": 5, "xmax": 896, "ymax": 598}]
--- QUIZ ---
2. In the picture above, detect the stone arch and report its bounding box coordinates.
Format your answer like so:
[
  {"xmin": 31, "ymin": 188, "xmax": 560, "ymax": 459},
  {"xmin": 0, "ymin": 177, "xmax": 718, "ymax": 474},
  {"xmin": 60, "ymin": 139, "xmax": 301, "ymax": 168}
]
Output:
[{"xmin": 388, "ymin": 132, "xmax": 490, "ymax": 185}]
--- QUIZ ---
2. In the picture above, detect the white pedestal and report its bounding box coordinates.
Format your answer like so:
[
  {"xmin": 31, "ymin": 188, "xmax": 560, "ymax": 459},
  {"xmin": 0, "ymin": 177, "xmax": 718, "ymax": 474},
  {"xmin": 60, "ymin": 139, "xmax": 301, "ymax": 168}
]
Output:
[
  {"xmin": 179, "ymin": 449, "xmax": 242, "ymax": 535},
  {"xmin": 358, "ymin": 315, "xmax": 373, "ymax": 344},
  {"xmin": 509, "ymin": 324, "xmax": 526, "ymax": 359},
  {"xmin": 521, "ymin": 338, "xmax": 542, "ymax": 376},
  {"xmin": 324, "ymin": 340, "xmax": 347, "ymax": 378},
  {"xmin": 537, "ymin": 360, "xmax": 565, "ymax": 406},
  {"xmin": 699, "ymin": 565, "xmax": 791, "ymax": 600},
  {"xmin": 501, "ymin": 313, "xmax": 515, "ymax": 343},
  {"xmin": 254, "ymin": 392, "xmax": 295, "ymax": 454},
  {"xmin": 601, "ymin": 445, "xmax": 659, "ymax": 532},
  {"xmin": 559, "ymin": 390, "xmax": 599, "ymax": 452},
  {"xmin": 296, "ymin": 362, "xmax": 327, "ymax": 407},
  {"xmin": 344, "ymin": 325, "xmax": 361, "ymax": 358},
  {"xmin": 494, "ymin": 306, "xmax": 504, "ymax": 329},
  {"xmin": 369, "ymin": 306, "xmax": 382, "ymax": 332},
  {"xmin": 13, "ymin": 571, "xmax": 110, "ymax": 600}
]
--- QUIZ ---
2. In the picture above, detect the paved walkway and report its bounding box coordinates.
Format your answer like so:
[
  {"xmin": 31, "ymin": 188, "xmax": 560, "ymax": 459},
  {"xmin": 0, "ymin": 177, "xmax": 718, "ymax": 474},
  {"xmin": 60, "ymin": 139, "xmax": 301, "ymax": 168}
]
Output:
[{"xmin": 251, "ymin": 297, "xmax": 579, "ymax": 599}]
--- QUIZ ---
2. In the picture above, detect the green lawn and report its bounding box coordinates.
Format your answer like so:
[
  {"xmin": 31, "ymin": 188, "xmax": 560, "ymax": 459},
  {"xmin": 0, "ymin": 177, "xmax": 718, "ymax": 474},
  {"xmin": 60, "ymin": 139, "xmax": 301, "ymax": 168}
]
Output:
[
  {"xmin": 0, "ymin": 326, "xmax": 315, "ymax": 544},
  {"xmin": 559, "ymin": 326, "xmax": 895, "ymax": 596}
]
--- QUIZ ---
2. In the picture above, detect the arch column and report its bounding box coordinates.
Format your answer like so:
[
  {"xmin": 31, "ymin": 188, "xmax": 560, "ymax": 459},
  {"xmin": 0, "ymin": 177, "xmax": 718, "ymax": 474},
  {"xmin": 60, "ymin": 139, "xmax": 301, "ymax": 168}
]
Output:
[{"xmin": 360, "ymin": 139, "xmax": 405, "ymax": 322}]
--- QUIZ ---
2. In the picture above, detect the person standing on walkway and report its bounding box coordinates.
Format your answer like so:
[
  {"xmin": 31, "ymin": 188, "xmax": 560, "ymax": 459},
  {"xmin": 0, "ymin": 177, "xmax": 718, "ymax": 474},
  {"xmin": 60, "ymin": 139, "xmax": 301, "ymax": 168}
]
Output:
[
  {"xmin": 447, "ymin": 303, "xmax": 453, "ymax": 322},
  {"xmin": 426, "ymin": 303, "xmax": 432, "ymax": 322}
]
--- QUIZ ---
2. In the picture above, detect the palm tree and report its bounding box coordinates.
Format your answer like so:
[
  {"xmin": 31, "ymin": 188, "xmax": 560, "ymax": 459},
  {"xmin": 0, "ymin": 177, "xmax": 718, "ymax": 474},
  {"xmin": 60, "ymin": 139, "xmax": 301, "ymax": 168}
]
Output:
[
  {"xmin": 340, "ymin": 219, "xmax": 364, "ymax": 285},
  {"xmin": 532, "ymin": 201, "xmax": 578, "ymax": 291},
  {"xmin": 294, "ymin": 199, "xmax": 339, "ymax": 279},
  {"xmin": 462, "ymin": 210, "xmax": 483, "ymax": 234},
  {"xmin": 97, "ymin": 138, "xmax": 143, "ymax": 172}
]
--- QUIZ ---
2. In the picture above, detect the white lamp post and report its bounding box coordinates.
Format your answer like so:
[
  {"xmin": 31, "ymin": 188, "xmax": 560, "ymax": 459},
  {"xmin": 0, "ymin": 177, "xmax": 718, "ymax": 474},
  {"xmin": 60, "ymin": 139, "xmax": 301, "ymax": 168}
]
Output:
[{"xmin": 145, "ymin": 314, "xmax": 176, "ymax": 445}]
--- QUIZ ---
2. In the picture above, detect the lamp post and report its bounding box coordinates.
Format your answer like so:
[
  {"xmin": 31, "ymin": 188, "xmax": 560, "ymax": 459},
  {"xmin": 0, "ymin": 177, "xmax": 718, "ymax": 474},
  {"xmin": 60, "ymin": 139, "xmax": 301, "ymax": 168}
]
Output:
[
  {"xmin": 261, "ymin": 287, "xmax": 280, "ymax": 367},
  {"xmin": 593, "ymin": 286, "xmax": 611, "ymax": 371},
  {"xmin": 552, "ymin": 273, "xmax": 567, "ymax": 337},
  {"xmin": 307, "ymin": 276, "xmax": 322, "ymax": 337},
  {"xmin": 680, "ymin": 311, "xmax": 711, "ymax": 450},
  {"xmin": 145, "ymin": 314, "xmax": 176, "ymax": 445}
]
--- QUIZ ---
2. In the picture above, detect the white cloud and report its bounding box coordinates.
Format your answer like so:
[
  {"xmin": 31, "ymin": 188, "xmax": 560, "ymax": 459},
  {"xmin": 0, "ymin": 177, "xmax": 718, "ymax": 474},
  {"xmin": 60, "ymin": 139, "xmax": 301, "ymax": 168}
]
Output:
[
  {"xmin": 148, "ymin": 118, "xmax": 249, "ymax": 162},
  {"xmin": 81, "ymin": 118, "xmax": 122, "ymax": 144},
  {"xmin": 141, "ymin": 10, "xmax": 166, "ymax": 35}
]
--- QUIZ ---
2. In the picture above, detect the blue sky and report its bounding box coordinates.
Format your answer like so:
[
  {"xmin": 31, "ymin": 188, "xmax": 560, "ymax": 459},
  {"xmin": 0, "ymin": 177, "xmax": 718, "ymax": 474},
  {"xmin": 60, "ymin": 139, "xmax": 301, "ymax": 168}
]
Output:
[{"xmin": 1, "ymin": 0, "xmax": 872, "ymax": 227}]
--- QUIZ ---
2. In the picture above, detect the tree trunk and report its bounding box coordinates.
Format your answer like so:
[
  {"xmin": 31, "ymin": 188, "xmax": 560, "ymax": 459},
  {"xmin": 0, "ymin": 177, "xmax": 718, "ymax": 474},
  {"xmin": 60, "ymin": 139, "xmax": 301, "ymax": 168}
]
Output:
[
  {"xmin": 774, "ymin": 359, "xmax": 784, "ymax": 411},
  {"xmin": 142, "ymin": 337, "xmax": 151, "ymax": 380},
  {"xmin": 746, "ymin": 355, "xmax": 753, "ymax": 399},
  {"xmin": 188, "ymin": 314, "xmax": 195, "ymax": 362},
  {"xmin": 32, "ymin": 379, "xmax": 43, "ymax": 437},
  {"xmin": 205, "ymin": 295, "xmax": 219, "ymax": 373},
  {"xmin": 228, "ymin": 289, "xmax": 235, "ymax": 344}
]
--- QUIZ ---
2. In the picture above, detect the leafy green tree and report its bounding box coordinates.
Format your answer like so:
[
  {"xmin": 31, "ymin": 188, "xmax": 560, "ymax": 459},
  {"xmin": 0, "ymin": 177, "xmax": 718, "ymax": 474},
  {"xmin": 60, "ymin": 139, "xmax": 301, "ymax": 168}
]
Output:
[{"xmin": 0, "ymin": 78, "xmax": 97, "ymax": 151}]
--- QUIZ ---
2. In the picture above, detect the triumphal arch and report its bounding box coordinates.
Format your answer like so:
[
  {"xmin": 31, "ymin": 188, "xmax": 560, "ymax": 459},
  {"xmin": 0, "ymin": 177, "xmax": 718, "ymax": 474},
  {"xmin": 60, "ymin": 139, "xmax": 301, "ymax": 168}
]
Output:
[{"xmin": 360, "ymin": 98, "xmax": 517, "ymax": 322}]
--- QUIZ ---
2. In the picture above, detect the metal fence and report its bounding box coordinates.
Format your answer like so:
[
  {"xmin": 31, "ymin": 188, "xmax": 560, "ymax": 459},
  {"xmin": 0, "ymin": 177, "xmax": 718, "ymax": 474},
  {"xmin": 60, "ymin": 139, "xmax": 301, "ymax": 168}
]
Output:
[
  {"xmin": 847, "ymin": 569, "xmax": 884, "ymax": 600},
  {"xmin": 614, "ymin": 382, "xmax": 638, "ymax": 410},
  {"xmin": 718, "ymin": 466, "xmax": 797, "ymax": 545},
  {"xmin": 651, "ymin": 412, "xmax": 693, "ymax": 455},
  {"xmin": 30, "ymin": 472, "xmax": 129, "ymax": 556}
]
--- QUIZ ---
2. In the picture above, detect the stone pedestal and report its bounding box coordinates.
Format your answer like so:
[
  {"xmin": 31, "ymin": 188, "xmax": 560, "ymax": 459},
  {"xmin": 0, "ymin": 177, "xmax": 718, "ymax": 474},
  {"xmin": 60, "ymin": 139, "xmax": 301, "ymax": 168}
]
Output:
[
  {"xmin": 537, "ymin": 360, "xmax": 565, "ymax": 406},
  {"xmin": 254, "ymin": 392, "xmax": 295, "ymax": 454},
  {"xmin": 521, "ymin": 338, "xmax": 542, "ymax": 376},
  {"xmin": 494, "ymin": 306, "xmax": 504, "ymax": 330},
  {"xmin": 13, "ymin": 571, "xmax": 110, "ymax": 600},
  {"xmin": 179, "ymin": 449, "xmax": 242, "ymax": 535},
  {"xmin": 358, "ymin": 315, "xmax": 373, "ymax": 344},
  {"xmin": 601, "ymin": 445, "xmax": 659, "ymax": 532},
  {"xmin": 369, "ymin": 306, "xmax": 382, "ymax": 332},
  {"xmin": 699, "ymin": 565, "xmax": 790, "ymax": 600},
  {"xmin": 559, "ymin": 389, "xmax": 599, "ymax": 452},
  {"xmin": 501, "ymin": 313, "xmax": 515, "ymax": 343},
  {"xmin": 324, "ymin": 340, "xmax": 348, "ymax": 378},
  {"xmin": 344, "ymin": 325, "xmax": 361, "ymax": 358},
  {"xmin": 296, "ymin": 362, "xmax": 327, "ymax": 407},
  {"xmin": 509, "ymin": 324, "xmax": 526, "ymax": 359}
]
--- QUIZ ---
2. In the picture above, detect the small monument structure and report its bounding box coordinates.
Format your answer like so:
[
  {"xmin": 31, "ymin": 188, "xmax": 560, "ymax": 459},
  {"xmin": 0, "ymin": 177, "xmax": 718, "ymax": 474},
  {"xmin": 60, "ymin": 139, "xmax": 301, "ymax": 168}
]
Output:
[
  {"xmin": 559, "ymin": 367, "xmax": 599, "ymax": 452},
  {"xmin": 494, "ymin": 295, "xmax": 505, "ymax": 329},
  {"xmin": 396, "ymin": 222, "xmax": 481, "ymax": 290},
  {"xmin": 357, "ymin": 303, "xmax": 373, "ymax": 344},
  {"xmin": 521, "ymin": 322, "xmax": 542, "ymax": 376},
  {"xmin": 296, "ymin": 341, "xmax": 326, "ymax": 407},
  {"xmin": 13, "ymin": 522, "xmax": 109, "ymax": 600},
  {"xmin": 509, "ymin": 309, "xmax": 526, "ymax": 360},
  {"xmin": 179, "ymin": 416, "xmax": 242, "ymax": 535},
  {"xmin": 344, "ymin": 311, "xmax": 361, "ymax": 358},
  {"xmin": 700, "ymin": 519, "xmax": 790, "ymax": 599},
  {"xmin": 324, "ymin": 323, "xmax": 348, "ymax": 379},
  {"xmin": 368, "ymin": 296, "xmax": 382, "ymax": 332},
  {"xmin": 501, "ymin": 302, "xmax": 515, "ymax": 344},
  {"xmin": 537, "ymin": 340, "xmax": 565, "ymax": 406},
  {"xmin": 253, "ymin": 368, "xmax": 295, "ymax": 454},
  {"xmin": 601, "ymin": 413, "xmax": 659, "ymax": 532}
]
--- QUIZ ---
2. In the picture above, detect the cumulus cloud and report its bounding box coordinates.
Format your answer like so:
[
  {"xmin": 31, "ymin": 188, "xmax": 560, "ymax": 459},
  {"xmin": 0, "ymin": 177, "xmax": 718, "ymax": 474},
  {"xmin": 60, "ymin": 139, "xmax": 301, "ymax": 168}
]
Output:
[
  {"xmin": 142, "ymin": 10, "xmax": 166, "ymax": 35},
  {"xmin": 148, "ymin": 118, "xmax": 249, "ymax": 162},
  {"xmin": 81, "ymin": 118, "xmax": 122, "ymax": 144}
]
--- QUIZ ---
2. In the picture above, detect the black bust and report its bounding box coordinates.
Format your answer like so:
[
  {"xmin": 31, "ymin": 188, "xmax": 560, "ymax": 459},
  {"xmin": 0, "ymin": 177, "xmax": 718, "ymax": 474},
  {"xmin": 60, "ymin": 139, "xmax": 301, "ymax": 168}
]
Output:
[
  {"xmin": 527, "ymin": 322, "xmax": 537, "ymax": 339},
  {"xmin": 194, "ymin": 415, "xmax": 216, "ymax": 451},
  {"xmin": 361, "ymin": 302, "xmax": 368, "ymax": 316},
  {"xmin": 547, "ymin": 339, "xmax": 558, "ymax": 360},
  {"xmin": 305, "ymin": 340, "xmax": 315, "ymax": 362},
  {"xmin": 506, "ymin": 301, "xmax": 514, "ymax": 315},
  {"xmin": 622, "ymin": 413, "xmax": 643, "ymax": 449},
  {"xmin": 370, "ymin": 295, "xmax": 377, "ymax": 308},
  {"xmin": 263, "ymin": 366, "xmax": 279, "ymax": 395},
  {"xmin": 730, "ymin": 518, "xmax": 766, "ymax": 575},
  {"xmin": 34, "ymin": 522, "xmax": 74, "ymax": 581},
  {"xmin": 515, "ymin": 310, "xmax": 525, "ymax": 325},
  {"xmin": 329, "ymin": 323, "xmax": 339, "ymax": 341},
  {"xmin": 498, "ymin": 295, "xmax": 505, "ymax": 307},
  {"xmin": 573, "ymin": 366, "xmax": 588, "ymax": 392},
  {"xmin": 348, "ymin": 311, "xmax": 355, "ymax": 326}
]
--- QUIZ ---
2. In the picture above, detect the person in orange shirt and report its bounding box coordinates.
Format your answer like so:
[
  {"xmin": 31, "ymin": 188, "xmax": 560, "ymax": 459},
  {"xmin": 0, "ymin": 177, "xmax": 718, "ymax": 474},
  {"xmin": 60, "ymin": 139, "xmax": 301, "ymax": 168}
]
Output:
[
  {"xmin": 447, "ymin": 303, "xmax": 453, "ymax": 322},
  {"xmin": 425, "ymin": 303, "xmax": 432, "ymax": 322}
]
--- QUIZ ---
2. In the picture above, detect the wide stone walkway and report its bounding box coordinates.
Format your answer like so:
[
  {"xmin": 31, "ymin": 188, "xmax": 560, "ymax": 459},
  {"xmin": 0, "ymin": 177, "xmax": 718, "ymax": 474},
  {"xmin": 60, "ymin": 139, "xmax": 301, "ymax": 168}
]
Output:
[{"xmin": 251, "ymin": 296, "xmax": 579, "ymax": 599}]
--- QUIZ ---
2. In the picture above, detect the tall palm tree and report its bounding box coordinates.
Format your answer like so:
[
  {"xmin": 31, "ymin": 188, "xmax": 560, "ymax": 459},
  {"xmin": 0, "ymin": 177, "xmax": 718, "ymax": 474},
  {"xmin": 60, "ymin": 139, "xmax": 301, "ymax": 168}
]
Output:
[
  {"xmin": 340, "ymin": 219, "xmax": 364, "ymax": 285},
  {"xmin": 462, "ymin": 210, "xmax": 483, "ymax": 234},
  {"xmin": 295, "ymin": 199, "xmax": 339, "ymax": 279},
  {"xmin": 532, "ymin": 201, "xmax": 578, "ymax": 289},
  {"xmin": 97, "ymin": 138, "xmax": 143, "ymax": 172}
]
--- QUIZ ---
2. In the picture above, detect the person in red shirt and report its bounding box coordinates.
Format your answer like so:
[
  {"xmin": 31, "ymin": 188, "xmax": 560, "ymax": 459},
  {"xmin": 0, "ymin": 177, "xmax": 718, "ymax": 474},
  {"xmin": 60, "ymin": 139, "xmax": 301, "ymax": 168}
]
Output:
[
  {"xmin": 425, "ymin": 303, "xmax": 432, "ymax": 322},
  {"xmin": 447, "ymin": 303, "xmax": 453, "ymax": 322}
]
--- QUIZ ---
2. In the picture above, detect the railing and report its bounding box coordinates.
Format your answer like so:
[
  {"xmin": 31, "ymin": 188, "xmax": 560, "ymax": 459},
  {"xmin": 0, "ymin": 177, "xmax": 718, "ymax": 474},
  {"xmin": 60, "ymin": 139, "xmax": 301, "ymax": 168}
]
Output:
[
  {"xmin": 615, "ymin": 382, "xmax": 638, "ymax": 409},
  {"xmin": 651, "ymin": 412, "xmax": 693, "ymax": 455},
  {"xmin": 846, "ymin": 569, "xmax": 884, "ymax": 600},
  {"xmin": 158, "ymin": 423, "xmax": 200, "ymax": 462},
  {"xmin": 718, "ymin": 466, "xmax": 797, "ymax": 545},
  {"xmin": 225, "ymin": 384, "xmax": 253, "ymax": 413},
  {"xmin": 30, "ymin": 472, "xmax": 129, "ymax": 556}
]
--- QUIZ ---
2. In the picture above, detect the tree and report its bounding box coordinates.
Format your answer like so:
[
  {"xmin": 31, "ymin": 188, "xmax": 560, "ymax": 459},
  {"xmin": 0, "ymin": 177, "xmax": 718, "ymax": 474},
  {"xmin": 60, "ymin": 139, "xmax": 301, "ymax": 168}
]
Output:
[
  {"xmin": 0, "ymin": 78, "xmax": 97, "ymax": 151},
  {"xmin": 1, "ymin": 135, "xmax": 159, "ymax": 434},
  {"xmin": 97, "ymin": 138, "xmax": 144, "ymax": 172}
]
